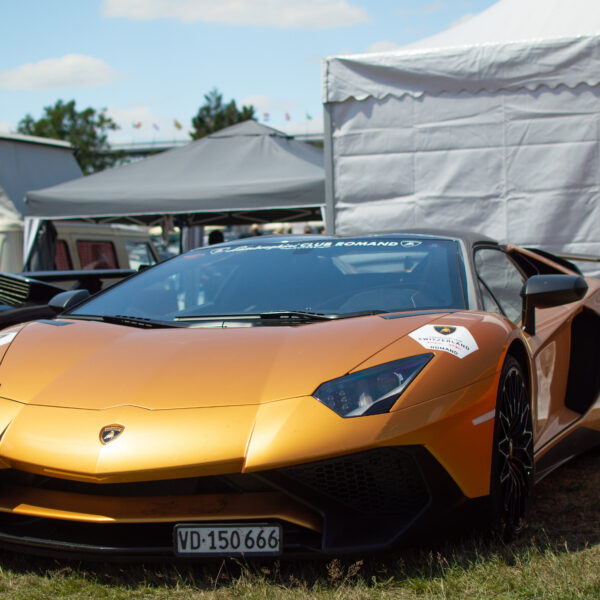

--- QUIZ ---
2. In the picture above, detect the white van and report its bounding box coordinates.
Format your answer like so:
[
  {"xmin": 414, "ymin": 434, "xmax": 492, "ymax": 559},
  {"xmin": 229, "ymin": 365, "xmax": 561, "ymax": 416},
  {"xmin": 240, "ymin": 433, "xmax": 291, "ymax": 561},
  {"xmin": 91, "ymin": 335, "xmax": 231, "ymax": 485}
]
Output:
[{"xmin": 0, "ymin": 219, "xmax": 160, "ymax": 273}]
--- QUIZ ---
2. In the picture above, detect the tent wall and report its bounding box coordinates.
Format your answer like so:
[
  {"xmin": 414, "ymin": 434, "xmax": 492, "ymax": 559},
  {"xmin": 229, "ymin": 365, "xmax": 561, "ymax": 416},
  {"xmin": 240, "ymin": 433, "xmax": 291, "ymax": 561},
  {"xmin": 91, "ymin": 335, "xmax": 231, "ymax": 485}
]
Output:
[{"xmin": 323, "ymin": 38, "xmax": 600, "ymax": 276}]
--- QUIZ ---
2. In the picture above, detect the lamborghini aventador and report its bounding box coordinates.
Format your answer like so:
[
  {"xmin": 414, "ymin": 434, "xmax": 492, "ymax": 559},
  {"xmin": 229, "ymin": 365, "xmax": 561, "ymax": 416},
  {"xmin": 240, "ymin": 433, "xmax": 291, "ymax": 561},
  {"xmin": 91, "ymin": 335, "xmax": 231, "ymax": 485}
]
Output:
[{"xmin": 0, "ymin": 231, "xmax": 596, "ymax": 558}]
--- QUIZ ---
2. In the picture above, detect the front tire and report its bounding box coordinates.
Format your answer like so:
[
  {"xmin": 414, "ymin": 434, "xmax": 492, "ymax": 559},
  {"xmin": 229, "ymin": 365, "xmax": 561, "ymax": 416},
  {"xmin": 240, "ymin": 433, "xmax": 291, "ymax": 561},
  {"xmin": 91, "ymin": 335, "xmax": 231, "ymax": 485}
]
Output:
[{"xmin": 490, "ymin": 355, "xmax": 534, "ymax": 540}]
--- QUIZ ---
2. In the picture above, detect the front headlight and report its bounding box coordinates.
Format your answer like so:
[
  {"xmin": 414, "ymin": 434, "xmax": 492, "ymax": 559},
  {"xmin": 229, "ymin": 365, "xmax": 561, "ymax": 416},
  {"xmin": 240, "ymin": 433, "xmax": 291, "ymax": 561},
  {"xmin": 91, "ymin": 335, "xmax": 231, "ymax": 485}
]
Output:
[{"xmin": 313, "ymin": 354, "xmax": 432, "ymax": 418}]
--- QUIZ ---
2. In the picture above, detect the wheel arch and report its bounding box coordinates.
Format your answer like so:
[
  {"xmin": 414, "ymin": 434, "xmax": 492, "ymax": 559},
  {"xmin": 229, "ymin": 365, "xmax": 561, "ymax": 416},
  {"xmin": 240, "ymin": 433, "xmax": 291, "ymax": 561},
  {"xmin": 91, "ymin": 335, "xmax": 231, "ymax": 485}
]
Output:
[
  {"xmin": 490, "ymin": 343, "xmax": 534, "ymax": 538},
  {"xmin": 505, "ymin": 339, "xmax": 531, "ymax": 398}
]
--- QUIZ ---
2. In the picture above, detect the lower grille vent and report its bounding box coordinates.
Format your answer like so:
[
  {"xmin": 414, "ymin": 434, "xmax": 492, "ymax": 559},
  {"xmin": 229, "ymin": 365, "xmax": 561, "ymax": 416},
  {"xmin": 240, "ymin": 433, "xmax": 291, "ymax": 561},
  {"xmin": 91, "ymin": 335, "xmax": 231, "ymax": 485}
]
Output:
[{"xmin": 279, "ymin": 447, "xmax": 429, "ymax": 517}]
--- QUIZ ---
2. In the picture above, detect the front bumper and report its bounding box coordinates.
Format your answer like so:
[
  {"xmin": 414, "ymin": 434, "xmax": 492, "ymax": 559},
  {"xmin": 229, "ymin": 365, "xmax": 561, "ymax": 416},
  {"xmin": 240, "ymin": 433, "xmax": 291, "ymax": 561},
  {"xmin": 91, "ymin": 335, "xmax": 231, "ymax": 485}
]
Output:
[{"xmin": 0, "ymin": 446, "xmax": 469, "ymax": 558}]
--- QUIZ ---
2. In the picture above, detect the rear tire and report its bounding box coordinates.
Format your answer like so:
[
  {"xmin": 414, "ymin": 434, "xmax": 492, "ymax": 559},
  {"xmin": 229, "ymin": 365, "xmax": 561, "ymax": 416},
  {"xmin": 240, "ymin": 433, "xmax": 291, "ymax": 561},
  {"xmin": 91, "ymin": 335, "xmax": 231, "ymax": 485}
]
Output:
[{"xmin": 490, "ymin": 355, "xmax": 534, "ymax": 540}]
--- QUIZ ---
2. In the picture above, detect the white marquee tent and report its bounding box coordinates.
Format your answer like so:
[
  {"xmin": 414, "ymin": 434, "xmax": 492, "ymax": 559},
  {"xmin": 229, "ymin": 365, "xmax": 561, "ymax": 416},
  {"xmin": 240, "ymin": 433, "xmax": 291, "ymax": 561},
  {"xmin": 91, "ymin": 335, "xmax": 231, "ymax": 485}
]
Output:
[{"xmin": 322, "ymin": 0, "xmax": 600, "ymax": 274}]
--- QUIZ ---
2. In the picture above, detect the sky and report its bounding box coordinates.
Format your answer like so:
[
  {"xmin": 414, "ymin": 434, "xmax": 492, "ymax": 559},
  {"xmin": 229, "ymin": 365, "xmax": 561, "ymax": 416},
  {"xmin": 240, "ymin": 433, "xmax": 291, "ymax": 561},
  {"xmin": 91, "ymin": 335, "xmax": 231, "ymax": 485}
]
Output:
[{"xmin": 0, "ymin": 0, "xmax": 498, "ymax": 145}]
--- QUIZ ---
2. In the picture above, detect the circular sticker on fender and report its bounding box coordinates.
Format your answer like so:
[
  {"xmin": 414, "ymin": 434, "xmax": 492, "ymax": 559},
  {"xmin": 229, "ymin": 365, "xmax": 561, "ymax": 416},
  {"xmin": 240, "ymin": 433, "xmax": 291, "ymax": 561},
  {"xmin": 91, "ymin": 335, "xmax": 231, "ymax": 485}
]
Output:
[{"xmin": 408, "ymin": 325, "xmax": 478, "ymax": 359}]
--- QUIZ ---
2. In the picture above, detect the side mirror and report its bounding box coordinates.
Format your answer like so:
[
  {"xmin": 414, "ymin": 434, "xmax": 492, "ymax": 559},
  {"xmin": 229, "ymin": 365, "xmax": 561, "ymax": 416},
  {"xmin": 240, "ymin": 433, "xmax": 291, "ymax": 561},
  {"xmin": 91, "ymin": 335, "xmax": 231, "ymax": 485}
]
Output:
[
  {"xmin": 48, "ymin": 289, "xmax": 91, "ymax": 314},
  {"xmin": 521, "ymin": 274, "xmax": 588, "ymax": 335}
]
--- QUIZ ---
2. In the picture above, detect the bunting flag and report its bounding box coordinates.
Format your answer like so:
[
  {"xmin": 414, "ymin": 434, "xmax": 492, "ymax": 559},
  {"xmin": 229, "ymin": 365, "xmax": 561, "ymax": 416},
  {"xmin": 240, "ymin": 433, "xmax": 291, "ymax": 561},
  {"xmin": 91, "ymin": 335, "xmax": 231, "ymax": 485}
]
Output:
[
  {"xmin": 174, "ymin": 119, "xmax": 182, "ymax": 130},
  {"xmin": 263, "ymin": 112, "xmax": 270, "ymax": 122},
  {"xmin": 133, "ymin": 122, "xmax": 142, "ymax": 129},
  {"xmin": 153, "ymin": 123, "xmax": 160, "ymax": 131},
  {"xmin": 285, "ymin": 112, "xmax": 291, "ymax": 121},
  {"xmin": 306, "ymin": 112, "xmax": 313, "ymax": 120}
]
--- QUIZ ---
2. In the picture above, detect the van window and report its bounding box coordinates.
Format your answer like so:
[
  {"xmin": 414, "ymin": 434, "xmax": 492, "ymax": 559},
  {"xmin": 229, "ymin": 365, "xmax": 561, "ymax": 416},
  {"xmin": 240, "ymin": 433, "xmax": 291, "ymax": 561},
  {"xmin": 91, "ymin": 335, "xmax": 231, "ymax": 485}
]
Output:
[
  {"xmin": 54, "ymin": 240, "xmax": 73, "ymax": 270},
  {"xmin": 77, "ymin": 241, "xmax": 118, "ymax": 270},
  {"xmin": 126, "ymin": 241, "xmax": 158, "ymax": 270}
]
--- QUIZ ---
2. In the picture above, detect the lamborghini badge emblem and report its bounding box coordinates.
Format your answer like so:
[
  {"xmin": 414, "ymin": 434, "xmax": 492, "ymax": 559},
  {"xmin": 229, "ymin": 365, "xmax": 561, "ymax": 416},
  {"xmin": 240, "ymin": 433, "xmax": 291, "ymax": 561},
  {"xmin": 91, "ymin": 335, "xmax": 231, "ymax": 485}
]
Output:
[
  {"xmin": 434, "ymin": 326, "xmax": 456, "ymax": 335},
  {"xmin": 100, "ymin": 425, "xmax": 124, "ymax": 444}
]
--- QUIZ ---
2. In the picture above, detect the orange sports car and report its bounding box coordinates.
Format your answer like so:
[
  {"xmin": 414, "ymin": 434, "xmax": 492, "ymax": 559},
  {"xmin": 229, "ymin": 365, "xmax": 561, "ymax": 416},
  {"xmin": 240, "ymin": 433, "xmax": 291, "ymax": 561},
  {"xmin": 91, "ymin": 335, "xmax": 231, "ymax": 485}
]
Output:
[{"xmin": 0, "ymin": 231, "xmax": 597, "ymax": 558}]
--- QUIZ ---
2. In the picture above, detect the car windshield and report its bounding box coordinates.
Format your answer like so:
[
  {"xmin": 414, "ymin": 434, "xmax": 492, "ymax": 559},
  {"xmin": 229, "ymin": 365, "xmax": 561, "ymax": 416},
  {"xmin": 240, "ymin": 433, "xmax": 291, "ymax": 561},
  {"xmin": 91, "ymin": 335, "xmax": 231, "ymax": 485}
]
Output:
[{"xmin": 69, "ymin": 237, "xmax": 467, "ymax": 323}]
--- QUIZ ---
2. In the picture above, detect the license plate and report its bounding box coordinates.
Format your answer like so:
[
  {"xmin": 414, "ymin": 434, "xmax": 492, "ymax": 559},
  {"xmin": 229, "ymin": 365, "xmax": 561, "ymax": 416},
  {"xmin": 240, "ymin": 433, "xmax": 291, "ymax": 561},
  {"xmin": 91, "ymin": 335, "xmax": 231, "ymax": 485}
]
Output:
[{"xmin": 173, "ymin": 523, "xmax": 282, "ymax": 557}]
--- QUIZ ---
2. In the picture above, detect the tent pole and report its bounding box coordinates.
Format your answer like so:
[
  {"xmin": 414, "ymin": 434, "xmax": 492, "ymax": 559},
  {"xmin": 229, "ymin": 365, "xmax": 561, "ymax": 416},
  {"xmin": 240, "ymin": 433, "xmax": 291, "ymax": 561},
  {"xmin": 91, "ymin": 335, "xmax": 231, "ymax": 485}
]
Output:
[
  {"xmin": 23, "ymin": 217, "xmax": 42, "ymax": 270},
  {"xmin": 323, "ymin": 103, "xmax": 336, "ymax": 235}
]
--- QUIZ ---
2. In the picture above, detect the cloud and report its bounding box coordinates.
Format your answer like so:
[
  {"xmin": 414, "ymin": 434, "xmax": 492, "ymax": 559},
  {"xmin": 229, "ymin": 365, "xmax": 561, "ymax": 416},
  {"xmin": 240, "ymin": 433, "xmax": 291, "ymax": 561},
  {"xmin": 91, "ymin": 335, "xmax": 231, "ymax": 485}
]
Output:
[
  {"xmin": 395, "ymin": 2, "xmax": 445, "ymax": 16},
  {"xmin": 365, "ymin": 41, "xmax": 401, "ymax": 53},
  {"xmin": 102, "ymin": 0, "xmax": 369, "ymax": 28},
  {"xmin": 241, "ymin": 95, "xmax": 298, "ymax": 113},
  {"xmin": 404, "ymin": 26, "xmax": 426, "ymax": 36},
  {"xmin": 418, "ymin": 2, "xmax": 446, "ymax": 14},
  {"xmin": 0, "ymin": 55, "xmax": 120, "ymax": 90},
  {"xmin": 448, "ymin": 13, "xmax": 475, "ymax": 28},
  {"xmin": 0, "ymin": 122, "xmax": 14, "ymax": 134}
]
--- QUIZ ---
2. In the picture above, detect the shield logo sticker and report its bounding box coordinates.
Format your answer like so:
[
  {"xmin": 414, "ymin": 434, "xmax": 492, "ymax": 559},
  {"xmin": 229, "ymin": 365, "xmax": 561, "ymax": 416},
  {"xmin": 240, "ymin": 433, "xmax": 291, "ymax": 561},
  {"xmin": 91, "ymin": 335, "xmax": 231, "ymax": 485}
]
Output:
[
  {"xmin": 409, "ymin": 324, "xmax": 478, "ymax": 359},
  {"xmin": 434, "ymin": 326, "xmax": 456, "ymax": 335},
  {"xmin": 100, "ymin": 425, "xmax": 124, "ymax": 444}
]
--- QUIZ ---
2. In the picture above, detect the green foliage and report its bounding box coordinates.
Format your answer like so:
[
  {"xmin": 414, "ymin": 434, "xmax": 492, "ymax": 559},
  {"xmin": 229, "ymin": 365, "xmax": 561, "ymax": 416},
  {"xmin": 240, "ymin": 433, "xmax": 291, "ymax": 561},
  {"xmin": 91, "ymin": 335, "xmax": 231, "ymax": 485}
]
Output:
[
  {"xmin": 17, "ymin": 99, "xmax": 120, "ymax": 174},
  {"xmin": 190, "ymin": 88, "xmax": 255, "ymax": 140}
]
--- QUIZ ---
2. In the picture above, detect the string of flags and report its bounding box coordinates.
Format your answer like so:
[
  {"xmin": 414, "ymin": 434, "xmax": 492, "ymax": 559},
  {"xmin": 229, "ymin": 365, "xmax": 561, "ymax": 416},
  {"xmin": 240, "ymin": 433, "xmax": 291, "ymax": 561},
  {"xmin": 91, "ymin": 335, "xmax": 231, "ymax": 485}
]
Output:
[
  {"xmin": 261, "ymin": 112, "xmax": 312, "ymax": 122},
  {"xmin": 129, "ymin": 112, "xmax": 314, "ymax": 131},
  {"xmin": 131, "ymin": 120, "xmax": 177, "ymax": 130}
]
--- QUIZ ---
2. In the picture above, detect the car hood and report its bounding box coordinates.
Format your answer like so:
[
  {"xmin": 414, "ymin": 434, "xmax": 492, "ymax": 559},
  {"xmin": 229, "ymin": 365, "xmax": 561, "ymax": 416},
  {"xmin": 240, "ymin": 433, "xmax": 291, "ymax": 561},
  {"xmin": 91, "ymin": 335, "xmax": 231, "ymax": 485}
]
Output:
[{"xmin": 0, "ymin": 314, "xmax": 447, "ymax": 410}]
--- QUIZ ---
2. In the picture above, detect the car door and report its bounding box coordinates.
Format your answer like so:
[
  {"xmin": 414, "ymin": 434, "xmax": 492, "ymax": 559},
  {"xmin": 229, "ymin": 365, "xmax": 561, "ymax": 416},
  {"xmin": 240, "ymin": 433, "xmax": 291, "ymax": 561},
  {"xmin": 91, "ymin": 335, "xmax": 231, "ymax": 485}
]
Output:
[{"xmin": 473, "ymin": 246, "xmax": 577, "ymax": 449}]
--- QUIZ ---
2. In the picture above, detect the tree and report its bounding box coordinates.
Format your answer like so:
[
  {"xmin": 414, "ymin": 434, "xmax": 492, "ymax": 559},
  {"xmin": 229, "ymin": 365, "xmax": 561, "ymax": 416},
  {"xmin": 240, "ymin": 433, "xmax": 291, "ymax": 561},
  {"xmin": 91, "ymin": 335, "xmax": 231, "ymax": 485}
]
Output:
[
  {"xmin": 17, "ymin": 99, "xmax": 120, "ymax": 174},
  {"xmin": 190, "ymin": 88, "xmax": 255, "ymax": 140}
]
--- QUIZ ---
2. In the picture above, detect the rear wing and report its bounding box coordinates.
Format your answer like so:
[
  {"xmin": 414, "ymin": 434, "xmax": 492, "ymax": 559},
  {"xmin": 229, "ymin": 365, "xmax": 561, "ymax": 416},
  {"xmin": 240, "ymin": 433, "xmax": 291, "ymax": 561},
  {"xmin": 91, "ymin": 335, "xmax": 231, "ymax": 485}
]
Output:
[{"xmin": 524, "ymin": 248, "xmax": 600, "ymax": 276}]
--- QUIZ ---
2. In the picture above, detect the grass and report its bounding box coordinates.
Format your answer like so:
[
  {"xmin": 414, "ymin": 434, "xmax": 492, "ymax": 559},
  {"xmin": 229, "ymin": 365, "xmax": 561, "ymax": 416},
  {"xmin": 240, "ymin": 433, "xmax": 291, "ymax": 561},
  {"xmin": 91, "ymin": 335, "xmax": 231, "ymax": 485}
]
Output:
[{"xmin": 0, "ymin": 446, "xmax": 598, "ymax": 599}]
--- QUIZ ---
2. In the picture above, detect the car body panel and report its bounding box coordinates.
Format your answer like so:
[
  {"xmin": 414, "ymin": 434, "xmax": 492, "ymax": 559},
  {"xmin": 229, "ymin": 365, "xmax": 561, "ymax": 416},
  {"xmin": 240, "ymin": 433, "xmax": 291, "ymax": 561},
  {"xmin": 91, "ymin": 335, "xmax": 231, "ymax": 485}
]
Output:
[
  {"xmin": 0, "ymin": 313, "xmax": 448, "ymax": 411},
  {"xmin": 244, "ymin": 377, "xmax": 499, "ymax": 498},
  {"xmin": 0, "ymin": 232, "xmax": 595, "ymax": 557},
  {"xmin": 0, "ymin": 485, "xmax": 322, "ymax": 531},
  {"xmin": 525, "ymin": 285, "xmax": 600, "ymax": 448}
]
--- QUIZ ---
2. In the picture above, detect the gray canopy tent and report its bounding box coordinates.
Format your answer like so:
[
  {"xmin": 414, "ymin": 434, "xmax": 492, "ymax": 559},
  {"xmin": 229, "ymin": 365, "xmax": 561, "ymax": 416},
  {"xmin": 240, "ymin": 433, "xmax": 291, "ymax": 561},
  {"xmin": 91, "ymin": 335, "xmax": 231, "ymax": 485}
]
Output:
[{"xmin": 24, "ymin": 120, "xmax": 325, "ymax": 260}]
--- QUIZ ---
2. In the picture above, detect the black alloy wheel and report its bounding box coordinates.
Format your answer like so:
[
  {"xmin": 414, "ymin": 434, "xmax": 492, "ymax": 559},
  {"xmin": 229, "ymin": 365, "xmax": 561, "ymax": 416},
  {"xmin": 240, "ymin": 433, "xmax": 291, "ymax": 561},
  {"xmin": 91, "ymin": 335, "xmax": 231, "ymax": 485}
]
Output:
[{"xmin": 490, "ymin": 355, "xmax": 534, "ymax": 540}]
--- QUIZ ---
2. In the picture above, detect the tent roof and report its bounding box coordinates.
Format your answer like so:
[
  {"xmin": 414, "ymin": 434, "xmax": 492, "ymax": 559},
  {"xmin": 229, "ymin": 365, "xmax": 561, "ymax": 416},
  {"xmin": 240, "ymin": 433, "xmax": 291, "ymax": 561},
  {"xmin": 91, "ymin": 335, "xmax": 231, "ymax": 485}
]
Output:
[
  {"xmin": 323, "ymin": 0, "xmax": 600, "ymax": 102},
  {"xmin": 25, "ymin": 121, "xmax": 325, "ymax": 225},
  {"xmin": 0, "ymin": 133, "xmax": 73, "ymax": 149},
  {"xmin": 405, "ymin": 0, "xmax": 600, "ymax": 50}
]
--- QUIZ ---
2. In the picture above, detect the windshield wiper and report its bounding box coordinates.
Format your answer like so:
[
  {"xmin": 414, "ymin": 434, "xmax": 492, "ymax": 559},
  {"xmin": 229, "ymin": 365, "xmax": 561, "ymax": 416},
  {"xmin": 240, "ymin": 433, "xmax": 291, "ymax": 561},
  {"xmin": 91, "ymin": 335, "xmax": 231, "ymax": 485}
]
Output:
[
  {"xmin": 175, "ymin": 310, "xmax": 338, "ymax": 322},
  {"xmin": 337, "ymin": 309, "xmax": 389, "ymax": 318},
  {"xmin": 258, "ymin": 310, "xmax": 338, "ymax": 321},
  {"xmin": 94, "ymin": 315, "xmax": 181, "ymax": 328}
]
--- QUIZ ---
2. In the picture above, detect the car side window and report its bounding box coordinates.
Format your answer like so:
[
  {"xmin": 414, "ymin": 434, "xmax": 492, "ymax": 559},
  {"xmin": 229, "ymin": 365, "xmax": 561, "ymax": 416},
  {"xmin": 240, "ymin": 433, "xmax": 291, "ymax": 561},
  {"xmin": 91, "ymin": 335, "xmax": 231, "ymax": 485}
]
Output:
[
  {"xmin": 474, "ymin": 248, "xmax": 525, "ymax": 323},
  {"xmin": 478, "ymin": 281, "xmax": 503, "ymax": 316}
]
